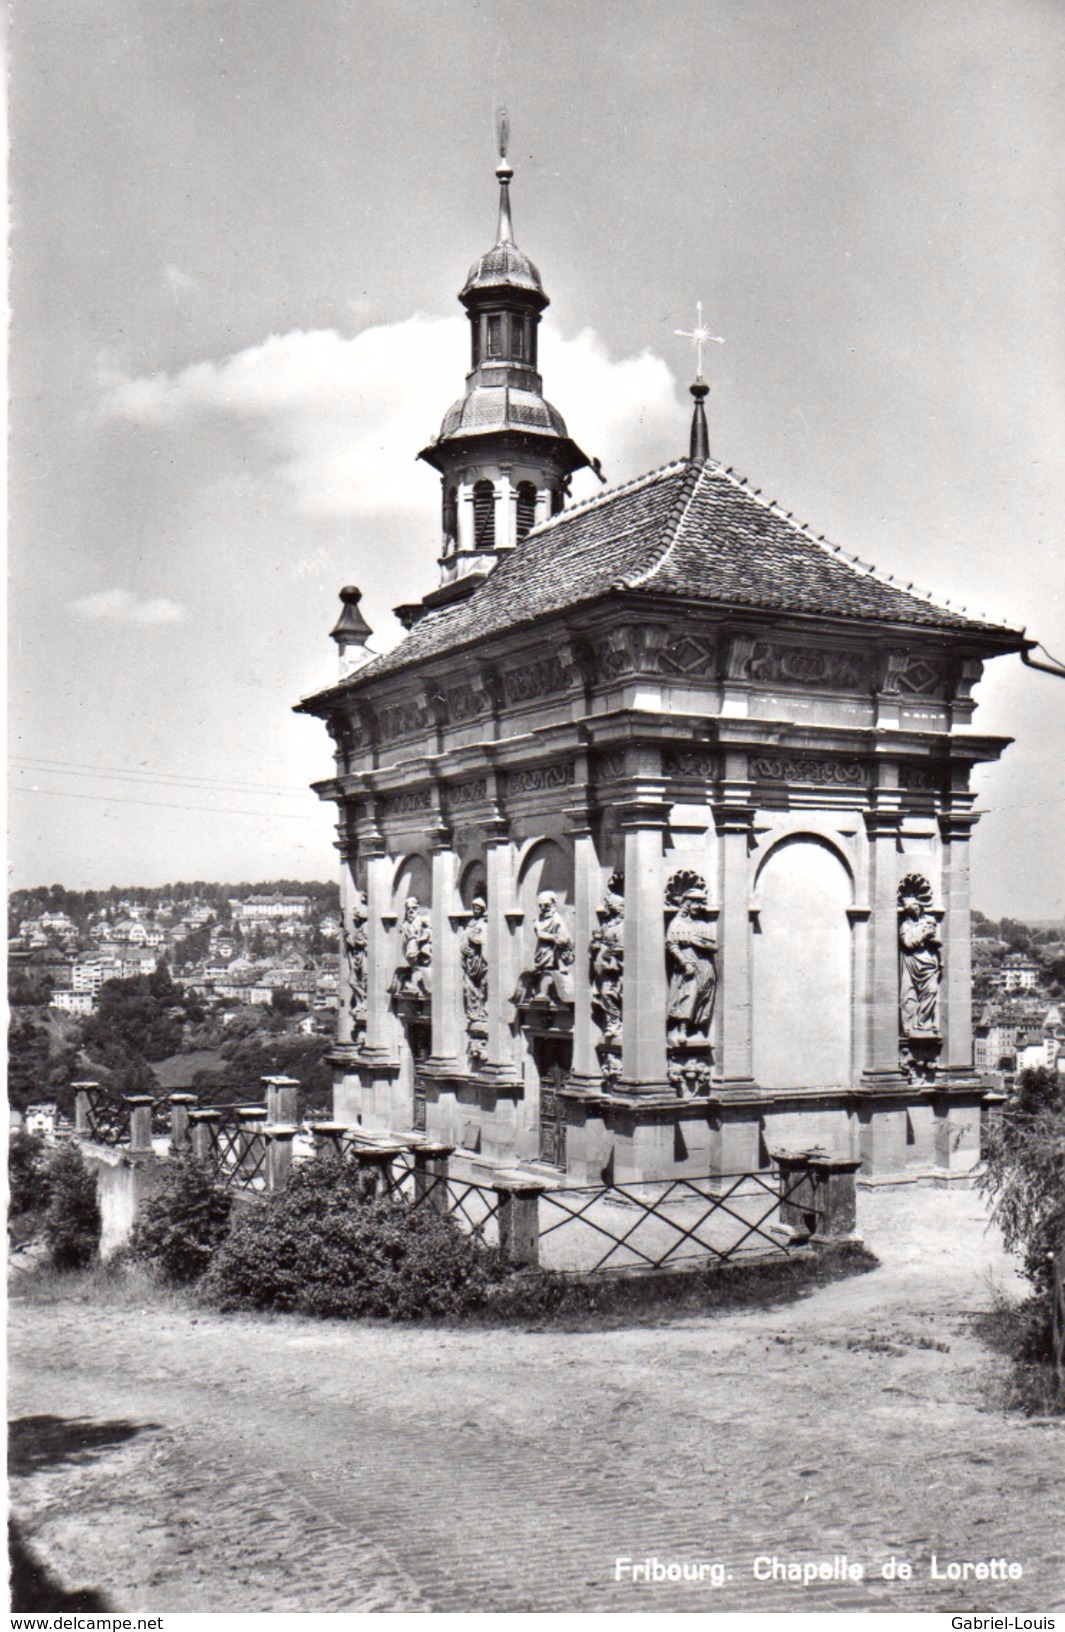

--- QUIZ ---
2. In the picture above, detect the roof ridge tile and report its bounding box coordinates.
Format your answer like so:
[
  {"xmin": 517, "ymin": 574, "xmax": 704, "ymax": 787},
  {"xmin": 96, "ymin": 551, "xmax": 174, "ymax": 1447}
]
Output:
[
  {"xmin": 621, "ymin": 460, "xmax": 704, "ymax": 588},
  {"xmin": 526, "ymin": 456, "xmax": 689, "ymax": 537}
]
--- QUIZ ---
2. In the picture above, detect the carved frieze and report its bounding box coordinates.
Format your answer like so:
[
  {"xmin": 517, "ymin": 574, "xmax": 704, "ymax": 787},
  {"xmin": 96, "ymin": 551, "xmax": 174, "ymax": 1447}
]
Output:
[
  {"xmin": 446, "ymin": 680, "xmax": 488, "ymax": 721},
  {"xmin": 502, "ymin": 654, "xmax": 573, "ymax": 705},
  {"xmin": 899, "ymin": 764, "xmax": 940, "ymax": 791},
  {"xmin": 596, "ymin": 752, "xmax": 627, "ymax": 782},
  {"xmin": 445, "ymin": 778, "xmax": 488, "ymax": 811},
  {"xmin": 749, "ymin": 755, "xmax": 870, "ymax": 787},
  {"xmin": 736, "ymin": 641, "xmax": 867, "ymax": 691},
  {"xmin": 663, "ymin": 749, "xmax": 718, "ymax": 780},
  {"xmin": 381, "ymin": 788, "xmax": 432, "ymax": 816},
  {"xmin": 658, "ymin": 633, "xmax": 717, "ymax": 678},
  {"xmin": 504, "ymin": 763, "xmax": 576, "ymax": 797},
  {"xmin": 880, "ymin": 653, "xmax": 950, "ymax": 698},
  {"xmin": 377, "ymin": 697, "xmax": 427, "ymax": 742}
]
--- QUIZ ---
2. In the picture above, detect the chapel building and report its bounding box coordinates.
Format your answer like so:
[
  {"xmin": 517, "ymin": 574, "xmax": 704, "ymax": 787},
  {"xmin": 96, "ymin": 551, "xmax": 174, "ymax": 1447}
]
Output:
[{"xmin": 296, "ymin": 147, "xmax": 1027, "ymax": 1183}]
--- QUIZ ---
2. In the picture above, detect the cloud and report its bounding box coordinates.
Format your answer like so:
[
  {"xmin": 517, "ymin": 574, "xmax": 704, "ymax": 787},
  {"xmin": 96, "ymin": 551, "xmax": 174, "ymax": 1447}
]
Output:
[
  {"xmin": 97, "ymin": 317, "xmax": 685, "ymax": 520},
  {"xmin": 68, "ymin": 588, "xmax": 186, "ymax": 625}
]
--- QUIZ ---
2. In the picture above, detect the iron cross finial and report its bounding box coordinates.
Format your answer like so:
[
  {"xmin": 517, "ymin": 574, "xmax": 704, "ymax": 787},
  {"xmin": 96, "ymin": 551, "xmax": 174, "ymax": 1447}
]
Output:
[{"xmin": 674, "ymin": 301, "xmax": 725, "ymax": 382}]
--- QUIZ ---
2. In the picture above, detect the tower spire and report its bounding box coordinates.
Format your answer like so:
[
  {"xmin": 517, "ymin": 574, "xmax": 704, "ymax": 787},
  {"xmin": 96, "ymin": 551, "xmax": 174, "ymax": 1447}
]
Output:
[{"xmin": 495, "ymin": 108, "xmax": 514, "ymax": 245}]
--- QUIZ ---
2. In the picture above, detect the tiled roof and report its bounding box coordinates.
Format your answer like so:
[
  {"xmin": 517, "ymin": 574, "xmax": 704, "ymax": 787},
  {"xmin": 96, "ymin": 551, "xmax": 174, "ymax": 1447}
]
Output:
[{"xmin": 309, "ymin": 459, "xmax": 1023, "ymax": 699}]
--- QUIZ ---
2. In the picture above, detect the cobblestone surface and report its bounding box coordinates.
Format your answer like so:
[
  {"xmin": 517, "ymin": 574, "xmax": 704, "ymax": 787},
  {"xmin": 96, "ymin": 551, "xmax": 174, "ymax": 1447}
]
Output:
[{"xmin": 9, "ymin": 1187, "xmax": 1065, "ymax": 1612}]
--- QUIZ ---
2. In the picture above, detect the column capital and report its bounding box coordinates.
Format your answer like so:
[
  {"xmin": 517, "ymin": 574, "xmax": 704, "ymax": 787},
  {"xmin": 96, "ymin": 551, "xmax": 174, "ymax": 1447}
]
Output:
[
  {"xmin": 616, "ymin": 795, "xmax": 671, "ymax": 831},
  {"xmin": 938, "ymin": 811, "xmax": 980, "ymax": 841},
  {"xmin": 712, "ymin": 803, "xmax": 756, "ymax": 838},
  {"xmin": 482, "ymin": 814, "xmax": 511, "ymax": 846},
  {"xmin": 863, "ymin": 808, "xmax": 902, "ymax": 839}
]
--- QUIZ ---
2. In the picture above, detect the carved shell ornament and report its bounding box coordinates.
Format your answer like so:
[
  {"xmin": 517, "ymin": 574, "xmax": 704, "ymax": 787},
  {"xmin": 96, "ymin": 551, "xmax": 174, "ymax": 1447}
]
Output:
[
  {"xmin": 897, "ymin": 872, "xmax": 934, "ymax": 910},
  {"xmin": 666, "ymin": 868, "xmax": 708, "ymax": 909}
]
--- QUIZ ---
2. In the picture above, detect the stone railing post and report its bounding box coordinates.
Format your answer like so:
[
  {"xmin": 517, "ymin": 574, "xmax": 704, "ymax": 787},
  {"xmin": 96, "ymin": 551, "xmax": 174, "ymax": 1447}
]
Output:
[
  {"xmin": 263, "ymin": 1076, "xmax": 300, "ymax": 1125},
  {"xmin": 127, "ymin": 1096, "xmax": 155, "ymax": 1156},
  {"xmin": 493, "ymin": 1177, "xmax": 548, "ymax": 1266},
  {"xmin": 411, "ymin": 1141, "xmax": 454, "ymax": 1214},
  {"xmin": 265, "ymin": 1125, "xmax": 298, "ymax": 1192},
  {"xmin": 236, "ymin": 1107, "xmax": 269, "ymax": 1182},
  {"xmin": 168, "ymin": 1093, "xmax": 198, "ymax": 1154},
  {"xmin": 776, "ymin": 1150, "xmax": 862, "ymax": 1245},
  {"xmin": 189, "ymin": 1109, "xmax": 221, "ymax": 1165},
  {"xmin": 309, "ymin": 1121, "xmax": 349, "ymax": 1160},
  {"xmin": 981, "ymin": 1089, "xmax": 1007, "ymax": 1153},
  {"xmin": 352, "ymin": 1141, "xmax": 407, "ymax": 1200},
  {"xmin": 73, "ymin": 1081, "xmax": 96, "ymax": 1138}
]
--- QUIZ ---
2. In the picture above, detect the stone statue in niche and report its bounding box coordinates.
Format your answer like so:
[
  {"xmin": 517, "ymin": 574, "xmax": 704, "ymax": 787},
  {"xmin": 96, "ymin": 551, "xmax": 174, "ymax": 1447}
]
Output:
[
  {"xmin": 513, "ymin": 891, "xmax": 575, "ymax": 1007},
  {"xmin": 344, "ymin": 889, "xmax": 368, "ymax": 1043},
  {"xmin": 665, "ymin": 871, "xmax": 718, "ymax": 1048},
  {"xmin": 898, "ymin": 873, "xmax": 942, "ymax": 1036},
  {"xmin": 460, "ymin": 896, "xmax": 489, "ymax": 1063},
  {"xmin": 390, "ymin": 895, "xmax": 433, "ymax": 1002},
  {"xmin": 589, "ymin": 872, "xmax": 624, "ymax": 1082}
]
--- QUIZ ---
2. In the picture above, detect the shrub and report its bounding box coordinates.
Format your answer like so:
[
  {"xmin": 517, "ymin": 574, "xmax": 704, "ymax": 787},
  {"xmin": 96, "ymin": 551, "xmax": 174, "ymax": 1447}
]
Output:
[
  {"xmin": 978, "ymin": 1066, "xmax": 1065, "ymax": 1383},
  {"xmin": 130, "ymin": 1158, "xmax": 233, "ymax": 1285},
  {"xmin": 8, "ymin": 1131, "xmax": 52, "ymax": 1219},
  {"xmin": 201, "ymin": 1159, "xmax": 504, "ymax": 1319},
  {"xmin": 42, "ymin": 1142, "xmax": 101, "ymax": 1269}
]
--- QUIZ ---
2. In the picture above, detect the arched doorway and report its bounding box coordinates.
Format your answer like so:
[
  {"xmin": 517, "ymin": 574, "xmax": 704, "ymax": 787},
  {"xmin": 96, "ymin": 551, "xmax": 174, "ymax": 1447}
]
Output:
[{"xmin": 752, "ymin": 838, "xmax": 852, "ymax": 1089}]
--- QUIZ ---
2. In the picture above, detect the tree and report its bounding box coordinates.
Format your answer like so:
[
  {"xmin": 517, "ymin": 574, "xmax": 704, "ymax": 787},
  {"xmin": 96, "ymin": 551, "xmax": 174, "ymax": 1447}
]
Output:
[
  {"xmin": 978, "ymin": 1067, "xmax": 1065, "ymax": 1368},
  {"xmin": 43, "ymin": 1143, "xmax": 101, "ymax": 1269}
]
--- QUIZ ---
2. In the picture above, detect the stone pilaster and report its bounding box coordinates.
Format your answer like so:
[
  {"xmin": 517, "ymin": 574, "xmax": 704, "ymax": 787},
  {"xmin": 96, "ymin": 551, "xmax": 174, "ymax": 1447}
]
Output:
[
  {"xmin": 428, "ymin": 829, "xmax": 463, "ymax": 1067},
  {"xmin": 713, "ymin": 805, "xmax": 756, "ymax": 1086},
  {"xmin": 335, "ymin": 812, "xmax": 358, "ymax": 1047},
  {"xmin": 940, "ymin": 812, "xmax": 979, "ymax": 1073},
  {"xmin": 567, "ymin": 804, "xmax": 602, "ymax": 1080},
  {"xmin": 362, "ymin": 840, "xmax": 400, "ymax": 1066},
  {"xmin": 862, "ymin": 808, "xmax": 904, "ymax": 1082},
  {"xmin": 484, "ymin": 819, "xmax": 521, "ymax": 1080},
  {"xmin": 619, "ymin": 790, "xmax": 670, "ymax": 1091}
]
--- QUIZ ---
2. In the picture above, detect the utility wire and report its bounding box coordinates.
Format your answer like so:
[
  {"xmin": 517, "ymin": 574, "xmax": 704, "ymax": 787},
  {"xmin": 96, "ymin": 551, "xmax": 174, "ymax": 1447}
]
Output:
[
  {"xmin": 11, "ymin": 786, "xmax": 315, "ymax": 820},
  {"xmin": 11, "ymin": 763, "xmax": 308, "ymax": 801},
  {"xmin": 9, "ymin": 753, "xmax": 309, "ymax": 795}
]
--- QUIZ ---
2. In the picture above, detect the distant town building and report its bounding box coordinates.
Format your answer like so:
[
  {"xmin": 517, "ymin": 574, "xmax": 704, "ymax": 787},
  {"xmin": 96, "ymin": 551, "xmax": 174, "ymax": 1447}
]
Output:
[
  {"xmin": 1001, "ymin": 955, "xmax": 1040, "ymax": 992},
  {"xmin": 24, "ymin": 1102, "xmax": 58, "ymax": 1142},
  {"xmin": 51, "ymin": 990, "xmax": 95, "ymax": 1016}
]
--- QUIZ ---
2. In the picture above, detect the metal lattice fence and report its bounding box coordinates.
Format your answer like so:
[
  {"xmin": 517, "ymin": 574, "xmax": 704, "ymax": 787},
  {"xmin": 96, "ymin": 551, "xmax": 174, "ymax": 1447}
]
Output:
[
  {"xmin": 81, "ymin": 1085, "xmax": 132, "ymax": 1147},
  {"xmin": 537, "ymin": 1168, "xmax": 817, "ymax": 1273}
]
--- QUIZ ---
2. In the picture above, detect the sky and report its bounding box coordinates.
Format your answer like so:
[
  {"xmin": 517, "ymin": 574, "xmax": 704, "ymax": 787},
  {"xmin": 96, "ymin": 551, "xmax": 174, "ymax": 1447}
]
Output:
[{"xmin": 8, "ymin": 0, "xmax": 1064, "ymax": 917}]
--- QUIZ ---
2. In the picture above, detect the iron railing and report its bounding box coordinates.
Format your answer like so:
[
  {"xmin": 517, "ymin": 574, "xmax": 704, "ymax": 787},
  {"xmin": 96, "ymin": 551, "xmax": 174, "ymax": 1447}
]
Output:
[
  {"xmin": 201, "ymin": 1109, "xmax": 268, "ymax": 1192},
  {"xmin": 81, "ymin": 1084, "xmax": 132, "ymax": 1147},
  {"xmin": 537, "ymin": 1168, "xmax": 819, "ymax": 1273}
]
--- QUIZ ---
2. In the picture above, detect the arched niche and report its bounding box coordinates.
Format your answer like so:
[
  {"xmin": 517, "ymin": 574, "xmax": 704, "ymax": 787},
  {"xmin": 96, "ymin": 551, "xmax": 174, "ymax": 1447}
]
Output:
[
  {"xmin": 460, "ymin": 858, "xmax": 487, "ymax": 910},
  {"xmin": 392, "ymin": 852, "xmax": 432, "ymax": 913},
  {"xmin": 515, "ymin": 836, "xmax": 574, "ymax": 973},
  {"xmin": 752, "ymin": 835, "xmax": 853, "ymax": 1090}
]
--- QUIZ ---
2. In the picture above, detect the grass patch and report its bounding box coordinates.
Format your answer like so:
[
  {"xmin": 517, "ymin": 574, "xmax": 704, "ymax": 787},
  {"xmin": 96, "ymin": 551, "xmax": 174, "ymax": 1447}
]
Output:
[
  {"xmin": 10, "ymin": 1255, "xmax": 195, "ymax": 1313},
  {"xmin": 971, "ymin": 1286, "xmax": 1065, "ymax": 1418},
  {"xmin": 469, "ymin": 1240, "xmax": 879, "ymax": 1330}
]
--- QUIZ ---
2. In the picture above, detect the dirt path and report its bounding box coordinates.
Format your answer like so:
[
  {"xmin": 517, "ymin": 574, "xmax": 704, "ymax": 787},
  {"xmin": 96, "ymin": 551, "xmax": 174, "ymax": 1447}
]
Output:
[{"xmin": 9, "ymin": 1187, "xmax": 1065, "ymax": 1612}]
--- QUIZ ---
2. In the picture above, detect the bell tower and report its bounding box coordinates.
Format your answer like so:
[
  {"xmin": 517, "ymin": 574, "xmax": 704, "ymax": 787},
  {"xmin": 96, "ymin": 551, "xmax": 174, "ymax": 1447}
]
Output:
[{"xmin": 412, "ymin": 126, "xmax": 591, "ymax": 615}]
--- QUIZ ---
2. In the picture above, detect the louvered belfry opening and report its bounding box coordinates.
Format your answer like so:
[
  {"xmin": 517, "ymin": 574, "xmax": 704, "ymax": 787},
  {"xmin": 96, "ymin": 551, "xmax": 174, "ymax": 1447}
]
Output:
[
  {"xmin": 516, "ymin": 481, "xmax": 538, "ymax": 540},
  {"xmin": 473, "ymin": 479, "xmax": 496, "ymax": 550}
]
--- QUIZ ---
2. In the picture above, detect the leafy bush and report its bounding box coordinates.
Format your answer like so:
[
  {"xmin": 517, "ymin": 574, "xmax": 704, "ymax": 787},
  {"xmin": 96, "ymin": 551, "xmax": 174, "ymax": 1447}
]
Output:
[
  {"xmin": 8, "ymin": 1131, "xmax": 53, "ymax": 1219},
  {"xmin": 201, "ymin": 1159, "xmax": 504, "ymax": 1319},
  {"xmin": 130, "ymin": 1157, "xmax": 233, "ymax": 1285},
  {"xmin": 978, "ymin": 1066, "xmax": 1065, "ymax": 1382},
  {"xmin": 42, "ymin": 1142, "xmax": 101, "ymax": 1269}
]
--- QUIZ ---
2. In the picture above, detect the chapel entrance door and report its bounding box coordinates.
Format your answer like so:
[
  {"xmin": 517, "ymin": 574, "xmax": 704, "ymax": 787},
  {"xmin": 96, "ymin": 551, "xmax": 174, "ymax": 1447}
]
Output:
[{"xmin": 532, "ymin": 1036, "xmax": 571, "ymax": 1169}]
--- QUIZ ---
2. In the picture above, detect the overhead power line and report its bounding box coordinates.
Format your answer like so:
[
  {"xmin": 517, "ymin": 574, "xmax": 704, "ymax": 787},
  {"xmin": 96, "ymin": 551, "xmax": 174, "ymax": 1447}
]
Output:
[
  {"xmin": 11, "ymin": 762, "xmax": 308, "ymax": 801},
  {"xmin": 10, "ymin": 753, "xmax": 310, "ymax": 796},
  {"xmin": 11, "ymin": 786, "xmax": 316, "ymax": 820}
]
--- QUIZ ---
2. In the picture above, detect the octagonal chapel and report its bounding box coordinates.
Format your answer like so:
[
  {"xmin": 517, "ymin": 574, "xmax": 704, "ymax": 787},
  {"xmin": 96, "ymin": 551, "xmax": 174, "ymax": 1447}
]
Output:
[{"xmin": 296, "ymin": 147, "xmax": 1026, "ymax": 1183}]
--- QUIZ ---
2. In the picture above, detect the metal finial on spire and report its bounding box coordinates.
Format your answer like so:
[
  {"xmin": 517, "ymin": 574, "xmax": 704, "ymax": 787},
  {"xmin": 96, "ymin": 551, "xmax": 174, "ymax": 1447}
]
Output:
[
  {"xmin": 674, "ymin": 301, "xmax": 724, "ymax": 382},
  {"xmin": 495, "ymin": 107, "xmax": 514, "ymax": 244}
]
